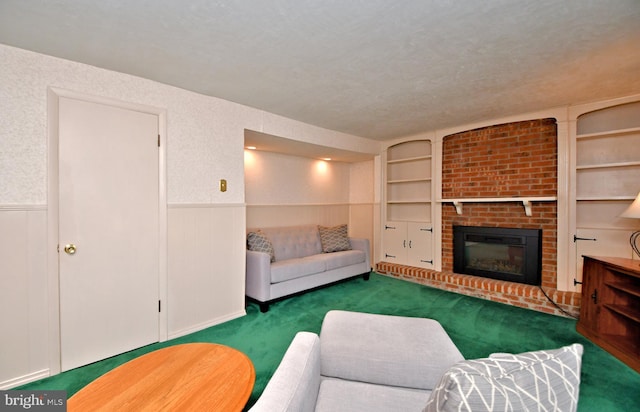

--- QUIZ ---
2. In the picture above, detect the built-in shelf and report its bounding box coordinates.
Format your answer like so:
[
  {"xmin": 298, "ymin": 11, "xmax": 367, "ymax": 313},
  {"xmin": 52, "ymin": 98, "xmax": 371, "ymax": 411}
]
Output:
[
  {"xmin": 575, "ymin": 195, "xmax": 636, "ymax": 201},
  {"xmin": 576, "ymin": 161, "xmax": 640, "ymax": 170},
  {"xmin": 387, "ymin": 155, "xmax": 432, "ymax": 164},
  {"xmin": 438, "ymin": 197, "xmax": 557, "ymax": 217},
  {"xmin": 388, "ymin": 200, "xmax": 431, "ymax": 204},
  {"xmin": 384, "ymin": 140, "xmax": 434, "ymax": 268},
  {"xmin": 576, "ymin": 126, "xmax": 640, "ymax": 140},
  {"xmin": 387, "ymin": 178, "xmax": 432, "ymax": 184}
]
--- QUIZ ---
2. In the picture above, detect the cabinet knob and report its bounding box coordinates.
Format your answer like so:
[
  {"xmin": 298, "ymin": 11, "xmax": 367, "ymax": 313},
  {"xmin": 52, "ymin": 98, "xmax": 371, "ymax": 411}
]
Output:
[{"xmin": 591, "ymin": 289, "xmax": 598, "ymax": 304}]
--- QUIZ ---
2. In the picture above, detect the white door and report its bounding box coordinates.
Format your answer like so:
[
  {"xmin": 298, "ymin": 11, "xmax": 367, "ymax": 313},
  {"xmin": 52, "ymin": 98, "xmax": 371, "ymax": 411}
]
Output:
[
  {"xmin": 408, "ymin": 222, "xmax": 434, "ymax": 269},
  {"xmin": 58, "ymin": 97, "xmax": 160, "ymax": 371},
  {"xmin": 383, "ymin": 221, "xmax": 408, "ymax": 263}
]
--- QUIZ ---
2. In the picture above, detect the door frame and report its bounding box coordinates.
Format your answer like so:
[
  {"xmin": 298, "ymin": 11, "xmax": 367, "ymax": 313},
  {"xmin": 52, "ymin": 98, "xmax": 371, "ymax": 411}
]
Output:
[{"xmin": 46, "ymin": 88, "xmax": 168, "ymax": 376}]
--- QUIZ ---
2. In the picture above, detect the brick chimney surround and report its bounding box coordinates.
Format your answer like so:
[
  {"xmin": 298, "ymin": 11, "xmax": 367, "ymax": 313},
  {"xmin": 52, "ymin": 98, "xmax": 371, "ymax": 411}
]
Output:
[{"xmin": 377, "ymin": 119, "xmax": 581, "ymax": 317}]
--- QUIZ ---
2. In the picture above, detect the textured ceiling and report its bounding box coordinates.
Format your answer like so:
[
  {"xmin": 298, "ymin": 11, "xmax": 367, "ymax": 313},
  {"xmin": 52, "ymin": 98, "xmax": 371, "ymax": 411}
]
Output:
[{"xmin": 1, "ymin": 0, "xmax": 639, "ymax": 141}]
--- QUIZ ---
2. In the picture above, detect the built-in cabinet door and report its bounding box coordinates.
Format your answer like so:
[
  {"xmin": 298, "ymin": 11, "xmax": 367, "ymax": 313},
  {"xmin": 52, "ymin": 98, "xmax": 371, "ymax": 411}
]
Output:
[
  {"xmin": 383, "ymin": 221, "xmax": 433, "ymax": 269},
  {"xmin": 383, "ymin": 221, "xmax": 407, "ymax": 263},
  {"xmin": 407, "ymin": 222, "xmax": 434, "ymax": 268}
]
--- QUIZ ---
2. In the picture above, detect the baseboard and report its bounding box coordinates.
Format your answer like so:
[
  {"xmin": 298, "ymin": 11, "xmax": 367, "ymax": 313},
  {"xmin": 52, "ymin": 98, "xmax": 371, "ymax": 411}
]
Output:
[
  {"xmin": 0, "ymin": 369, "xmax": 50, "ymax": 390},
  {"xmin": 167, "ymin": 309, "xmax": 247, "ymax": 340}
]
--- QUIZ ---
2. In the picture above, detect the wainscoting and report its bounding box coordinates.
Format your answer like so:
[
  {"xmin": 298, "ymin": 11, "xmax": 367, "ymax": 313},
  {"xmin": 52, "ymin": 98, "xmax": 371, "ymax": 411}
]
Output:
[
  {"xmin": 0, "ymin": 206, "xmax": 49, "ymax": 389},
  {"xmin": 1, "ymin": 203, "xmax": 248, "ymax": 389},
  {"xmin": 167, "ymin": 204, "xmax": 247, "ymax": 338}
]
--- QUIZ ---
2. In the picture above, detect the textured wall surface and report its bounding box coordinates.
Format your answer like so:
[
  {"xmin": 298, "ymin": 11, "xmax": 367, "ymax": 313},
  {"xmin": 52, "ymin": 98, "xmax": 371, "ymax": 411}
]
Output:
[{"xmin": 0, "ymin": 44, "xmax": 373, "ymax": 205}]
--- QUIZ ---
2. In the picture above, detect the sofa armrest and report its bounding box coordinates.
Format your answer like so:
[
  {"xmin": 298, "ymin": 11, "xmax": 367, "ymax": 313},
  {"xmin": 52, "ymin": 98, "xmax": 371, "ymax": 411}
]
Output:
[
  {"xmin": 246, "ymin": 250, "xmax": 272, "ymax": 302},
  {"xmin": 348, "ymin": 237, "xmax": 371, "ymax": 270},
  {"xmin": 248, "ymin": 332, "xmax": 321, "ymax": 412},
  {"xmin": 320, "ymin": 310, "xmax": 464, "ymax": 391}
]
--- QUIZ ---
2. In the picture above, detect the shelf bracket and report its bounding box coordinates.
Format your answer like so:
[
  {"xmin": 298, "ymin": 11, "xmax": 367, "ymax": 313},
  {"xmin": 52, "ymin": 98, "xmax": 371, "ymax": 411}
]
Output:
[
  {"xmin": 522, "ymin": 200, "xmax": 532, "ymax": 217},
  {"xmin": 452, "ymin": 201, "xmax": 463, "ymax": 215}
]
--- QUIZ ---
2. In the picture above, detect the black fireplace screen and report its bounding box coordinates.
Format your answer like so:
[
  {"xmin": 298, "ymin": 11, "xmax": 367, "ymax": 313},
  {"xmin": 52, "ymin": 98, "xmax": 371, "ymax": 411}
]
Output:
[{"xmin": 453, "ymin": 226, "xmax": 542, "ymax": 285}]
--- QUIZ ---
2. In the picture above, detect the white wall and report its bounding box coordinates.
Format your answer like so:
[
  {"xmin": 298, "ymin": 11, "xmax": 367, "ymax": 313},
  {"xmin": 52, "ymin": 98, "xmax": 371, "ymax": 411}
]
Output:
[
  {"xmin": 0, "ymin": 44, "xmax": 377, "ymax": 388},
  {"xmin": 244, "ymin": 150, "xmax": 350, "ymax": 205}
]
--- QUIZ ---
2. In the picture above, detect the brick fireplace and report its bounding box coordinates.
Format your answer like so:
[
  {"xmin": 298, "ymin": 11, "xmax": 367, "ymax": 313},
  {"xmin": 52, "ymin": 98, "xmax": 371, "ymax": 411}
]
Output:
[{"xmin": 377, "ymin": 119, "xmax": 581, "ymax": 317}]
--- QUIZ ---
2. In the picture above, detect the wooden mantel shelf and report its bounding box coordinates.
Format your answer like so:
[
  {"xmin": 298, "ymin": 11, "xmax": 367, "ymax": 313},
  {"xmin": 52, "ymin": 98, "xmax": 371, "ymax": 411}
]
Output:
[{"xmin": 438, "ymin": 197, "xmax": 557, "ymax": 216}]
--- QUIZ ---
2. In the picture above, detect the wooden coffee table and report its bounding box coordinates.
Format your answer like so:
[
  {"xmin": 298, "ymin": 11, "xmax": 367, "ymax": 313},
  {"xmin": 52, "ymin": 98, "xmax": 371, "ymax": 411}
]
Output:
[{"xmin": 68, "ymin": 343, "xmax": 255, "ymax": 411}]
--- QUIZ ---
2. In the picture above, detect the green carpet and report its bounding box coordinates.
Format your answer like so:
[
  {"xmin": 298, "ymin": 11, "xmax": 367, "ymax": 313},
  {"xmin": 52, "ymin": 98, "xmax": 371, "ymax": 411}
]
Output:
[{"xmin": 18, "ymin": 273, "xmax": 640, "ymax": 411}]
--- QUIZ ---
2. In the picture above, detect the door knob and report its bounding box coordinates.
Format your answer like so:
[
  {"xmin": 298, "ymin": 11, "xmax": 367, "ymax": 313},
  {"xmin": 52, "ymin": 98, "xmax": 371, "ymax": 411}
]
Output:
[{"xmin": 64, "ymin": 244, "xmax": 77, "ymax": 255}]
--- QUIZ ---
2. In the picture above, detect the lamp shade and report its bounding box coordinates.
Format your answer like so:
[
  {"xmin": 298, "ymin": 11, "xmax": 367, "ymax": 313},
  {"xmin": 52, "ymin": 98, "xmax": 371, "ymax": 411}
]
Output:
[{"xmin": 620, "ymin": 192, "xmax": 640, "ymax": 219}]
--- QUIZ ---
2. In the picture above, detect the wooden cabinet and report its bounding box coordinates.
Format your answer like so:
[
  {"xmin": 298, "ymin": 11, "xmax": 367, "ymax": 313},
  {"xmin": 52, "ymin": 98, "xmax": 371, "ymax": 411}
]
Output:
[
  {"xmin": 383, "ymin": 221, "xmax": 433, "ymax": 269},
  {"xmin": 578, "ymin": 256, "xmax": 640, "ymax": 373},
  {"xmin": 383, "ymin": 140, "xmax": 434, "ymax": 268}
]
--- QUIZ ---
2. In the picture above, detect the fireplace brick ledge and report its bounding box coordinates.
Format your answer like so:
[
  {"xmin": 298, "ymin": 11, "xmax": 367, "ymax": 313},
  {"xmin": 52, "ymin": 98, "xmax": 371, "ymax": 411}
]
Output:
[
  {"xmin": 438, "ymin": 196, "xmax": 557, "ymax": 216},
  {"xmin": 376, "ymin": 262, "xmax": 580, "ymax": 318}
]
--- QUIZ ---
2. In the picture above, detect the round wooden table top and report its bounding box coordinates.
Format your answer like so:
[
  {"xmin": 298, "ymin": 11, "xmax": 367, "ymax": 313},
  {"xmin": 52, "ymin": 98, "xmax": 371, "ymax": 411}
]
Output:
[{"xmin": 68, "ymin": 343, "xmax": 255, "ymax": 411}]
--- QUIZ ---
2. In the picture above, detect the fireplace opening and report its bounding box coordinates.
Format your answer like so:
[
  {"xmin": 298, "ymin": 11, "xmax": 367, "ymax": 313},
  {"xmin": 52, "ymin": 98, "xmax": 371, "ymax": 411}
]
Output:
[{"xmin": 453, "ymin": 226, "xmax": 542, "ymax": 285}]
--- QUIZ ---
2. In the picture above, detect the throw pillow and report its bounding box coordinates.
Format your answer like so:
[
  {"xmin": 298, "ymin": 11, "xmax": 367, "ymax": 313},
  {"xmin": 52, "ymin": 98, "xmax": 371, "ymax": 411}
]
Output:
[
  {"xmin": 247, "ymin": 231, "xmax": 275, "ymax": 262},
  {"xmin": 423, "ymin": 343, "xmax": 583, "ymax": 412},
  {"xmin": 318, "ymin": 224, "xmax": 351, "ymax": 253}
]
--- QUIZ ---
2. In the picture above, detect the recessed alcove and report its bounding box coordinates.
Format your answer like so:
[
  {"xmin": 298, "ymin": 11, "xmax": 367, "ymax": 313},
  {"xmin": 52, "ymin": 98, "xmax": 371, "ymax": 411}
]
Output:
[{"xmin": 243, "ymin": 129, "xmax": 376, "ymax": 255}]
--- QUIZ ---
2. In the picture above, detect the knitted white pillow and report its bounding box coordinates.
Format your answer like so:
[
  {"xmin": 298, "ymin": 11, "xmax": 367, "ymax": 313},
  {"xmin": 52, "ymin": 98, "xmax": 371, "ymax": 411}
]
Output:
[{"xmin": 424, "ymin": 343, "xmax": 583, "ymax": 412}]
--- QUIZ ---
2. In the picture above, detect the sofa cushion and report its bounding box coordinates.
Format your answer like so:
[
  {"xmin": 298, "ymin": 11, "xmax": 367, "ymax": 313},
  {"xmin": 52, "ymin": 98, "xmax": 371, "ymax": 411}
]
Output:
[
  {"xmin": 423, "ymin": 343, "xmax": 583, "ymax": 412},
  {"xmin": 260, "ymin": 225, "xmax": 323, "ymax": 261},
  {"xmin": 270, "ymin": 255, "xmax": 327, "ymax": 283},
  {"xmin": 320, "ymin": 311, "xmax": 464, "ymax": 391},
  {"xmin": 318, "ymin": 224, "xmax": 351, "ymax": 253},
  {"xmin": 247, "ymin": 231, "xmax": 275, "ymax": 262},
  {"xmin": 315, "ymin": 378, "xmax": 431, "ymax": 412},
  {"xmin": 318, "ymin": 249, "xmax": 366, "ymax": 271}
]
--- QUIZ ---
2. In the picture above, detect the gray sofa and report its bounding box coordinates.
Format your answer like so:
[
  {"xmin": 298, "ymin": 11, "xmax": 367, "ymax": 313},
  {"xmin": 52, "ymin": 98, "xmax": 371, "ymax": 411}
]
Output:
[
  {"xmin": 246, "ymin": 225, "xmax": 371, "ymax": 312},
  {"xmin": 249, "ymin": 310, "xmax": 584, "ymax": 412}
]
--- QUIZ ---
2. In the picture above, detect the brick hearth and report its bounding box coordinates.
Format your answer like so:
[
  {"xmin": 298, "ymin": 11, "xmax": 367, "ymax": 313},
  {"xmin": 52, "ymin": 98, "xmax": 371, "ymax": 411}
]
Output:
[
  {"xmin": 380, "ymin": 118, "xmax": 581, "ymax": 318},
  {"xmin": 375, "ymin": 262, "xmax": 580, "ymax": 318}
]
